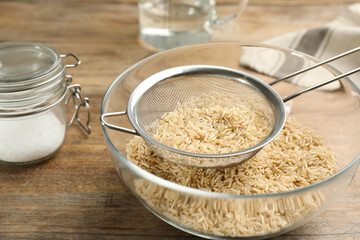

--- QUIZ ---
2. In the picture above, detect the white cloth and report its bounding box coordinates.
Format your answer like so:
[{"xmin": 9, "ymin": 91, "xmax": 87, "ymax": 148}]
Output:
[{"xmin": 241, "ymin": 3, "xmax": 360, "ymax": 90}]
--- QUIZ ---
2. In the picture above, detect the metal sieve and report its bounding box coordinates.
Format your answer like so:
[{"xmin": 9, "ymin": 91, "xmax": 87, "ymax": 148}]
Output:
[{"xmin": 101, "ymin": 47, "xmax": 360, "ymax": 168}]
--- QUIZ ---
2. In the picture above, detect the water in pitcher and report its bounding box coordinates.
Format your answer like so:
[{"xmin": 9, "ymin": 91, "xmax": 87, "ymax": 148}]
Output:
[{"xmin": 139, "ymin": 0, "xmax": 214, "ymax": 50}]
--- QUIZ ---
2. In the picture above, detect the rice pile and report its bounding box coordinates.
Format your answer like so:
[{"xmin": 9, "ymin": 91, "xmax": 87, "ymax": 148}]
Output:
[
  {"xmin": 133, "ymin": 179, "xmax": 326, "ymax": 237},
  {"xmin": 153, "ymin": 93, "xmax": 273, "ymax": 154},
  {"xmin": 125, "ymin": 94, "xmax": 337, "ymax": 237}
]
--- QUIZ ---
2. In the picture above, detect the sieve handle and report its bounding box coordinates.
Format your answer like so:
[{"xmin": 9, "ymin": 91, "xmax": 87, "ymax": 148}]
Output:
[
  {"xmin": 100, "ymin": 111, "xmax": 139, "ymax": 135},
  {"xmin": 269, "ymin": 46, "xmax": 360, "ymax": 86},
  {"xmin": 283, "ymin": 67, "xmax": 360, "ymax": 102},
  {"xmin": 268, "ymin": 46, "xmax": 360, "ymax": 102}
]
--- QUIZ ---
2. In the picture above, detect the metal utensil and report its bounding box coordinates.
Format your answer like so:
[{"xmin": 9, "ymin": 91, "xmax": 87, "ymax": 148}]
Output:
[{"xmin": 101, "ymin": 47, "xmax": 360, "ymax": 168}]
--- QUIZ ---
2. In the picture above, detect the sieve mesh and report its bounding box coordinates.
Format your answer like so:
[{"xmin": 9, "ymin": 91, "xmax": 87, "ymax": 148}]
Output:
[
  {"xmin": 131, "ymin": 70, "xmax": 278, "ymax": 168},
  {"xmin": 137, "ymin": 74, "xmax": 275, "ymax": 133}
]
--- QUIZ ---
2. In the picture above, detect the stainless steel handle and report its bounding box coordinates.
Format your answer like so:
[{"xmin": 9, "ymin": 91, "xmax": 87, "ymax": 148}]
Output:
[
  {"xmin": 283, "ymin": 67, "xmax": 360, "ymax": 102},
  {"xmin": 268, "ymin": 46, "xmax": 360, "ymax": 102},
  {"xmin": 100, "ymin": 111, "xmax": 138, "ymax": 135},
  {"xmin": 270, "ymin": 46, "xmax": 360, "ymax": 86}
]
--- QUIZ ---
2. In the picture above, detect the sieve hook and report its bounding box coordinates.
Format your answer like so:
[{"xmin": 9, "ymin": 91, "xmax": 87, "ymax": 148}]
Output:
[
  {"xmin": 101, "ymin": 111, "xmax": 139, "ymax": 135},
  {"xmin": 269, "ymin": 46, "xmax": 360, "ymax": 102}
]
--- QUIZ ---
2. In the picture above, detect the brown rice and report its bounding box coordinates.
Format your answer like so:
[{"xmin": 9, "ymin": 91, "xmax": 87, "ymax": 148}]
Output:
[
  {"xmin": 125, "ymin": 94, "xmax": 337, "ymax": 237},
  {"xmin": 153, "ymin": 93, "xmax": 273, "ymax": 154}
]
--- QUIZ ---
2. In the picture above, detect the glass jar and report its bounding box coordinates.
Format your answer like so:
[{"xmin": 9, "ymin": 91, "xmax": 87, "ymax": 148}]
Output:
[{"xmin": 0, "ymin": 42, "xmax": 90, "ymax": 165}]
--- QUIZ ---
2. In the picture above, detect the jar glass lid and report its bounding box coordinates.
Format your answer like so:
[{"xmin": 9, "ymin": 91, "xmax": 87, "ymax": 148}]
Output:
[{"xmin": 0, "ymin": 42, "xmax": 60, "ymax": 83}]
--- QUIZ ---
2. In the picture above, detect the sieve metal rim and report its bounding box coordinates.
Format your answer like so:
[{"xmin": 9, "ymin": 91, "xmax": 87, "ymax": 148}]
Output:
[{"xmin": 126, "ymin": 65, "xmax": 286, "ymax": 160}]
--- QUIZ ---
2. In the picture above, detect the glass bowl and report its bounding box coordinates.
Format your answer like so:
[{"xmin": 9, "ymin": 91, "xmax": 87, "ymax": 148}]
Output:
[{"xmin": 100, "ymin": 42, "xmax": 360, "ymax": 239}]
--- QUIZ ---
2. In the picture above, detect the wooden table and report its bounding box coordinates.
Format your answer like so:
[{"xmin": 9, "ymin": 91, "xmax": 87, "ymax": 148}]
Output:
[{"xmin": 0, "ymin": 0, "xmax": 359, "ymax": 239}]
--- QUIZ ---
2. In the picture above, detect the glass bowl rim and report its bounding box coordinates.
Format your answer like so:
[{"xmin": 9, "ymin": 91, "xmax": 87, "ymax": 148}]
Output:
[{"xmin": 101, "ymin": 41, "xmax": 360, "ymax": 199}]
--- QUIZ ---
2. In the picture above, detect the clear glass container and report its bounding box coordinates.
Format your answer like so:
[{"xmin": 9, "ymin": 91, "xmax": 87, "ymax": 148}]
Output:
[
  {"xmin": 0, "ymin": 42, "xmax": 90, "ymax": 165},
  {"xmin": 101, "ymin": 42, "xmax": 360, "ymax": 239}
]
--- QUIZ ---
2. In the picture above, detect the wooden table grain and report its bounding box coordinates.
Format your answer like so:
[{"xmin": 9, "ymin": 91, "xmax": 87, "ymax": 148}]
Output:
[{"xmin": 0, "ymin": 1, "xmax": 359, "ymax": 239}]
